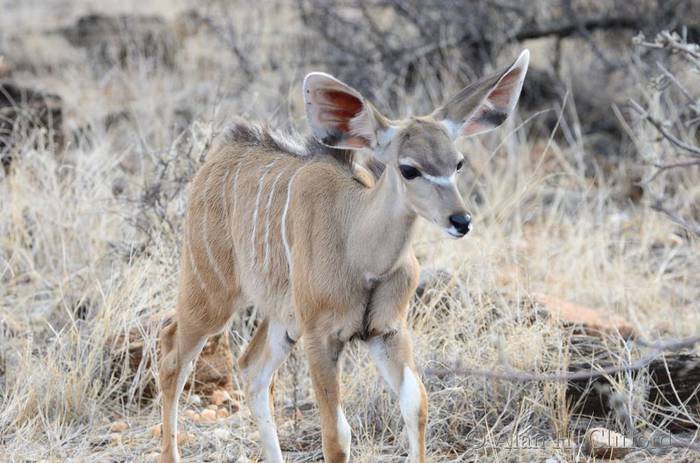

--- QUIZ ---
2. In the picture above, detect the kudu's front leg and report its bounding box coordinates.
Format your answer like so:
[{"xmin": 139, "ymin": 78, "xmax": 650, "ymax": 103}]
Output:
[
  {"xmin": 305, "ymin": 331, "xmax": 351, "ymax": 463},
  {"xmin": 367, "ymin": 327, "xmax": 428, "ymax": 463}
]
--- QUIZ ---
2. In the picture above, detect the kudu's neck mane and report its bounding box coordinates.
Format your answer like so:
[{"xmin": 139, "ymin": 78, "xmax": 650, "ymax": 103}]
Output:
[{"xmin": 224, "ymin": 120, "xmax": 386, "ymax": 180}]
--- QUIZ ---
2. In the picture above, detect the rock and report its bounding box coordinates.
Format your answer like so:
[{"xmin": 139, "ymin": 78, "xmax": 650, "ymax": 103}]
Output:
[
  {"xmin": 110, "ymin": 432, "xmax": 122, "ymax": 445},
  {"xmin": 60, "ymin": 14, "xmax": 177, "ymax": 70},
  {"xmin": 109, "ymin": 312, "xmax": 237, "ymax": 400},
  {"xmin": 534, "ymin": 293, "xmax": 638, "ymax": 339},
  {"xmin": 211, "ymin": 389, "xmax": 232, "ymax": 406},
  {"xmin": 110, "ymin": 420, "xmax": 128, "ymax": 432},
  {"xmin": 200, "ymin": 408, "xmax": 217, "ymax": 423},
  {"xmin": 216, "ymin": 408, "xmax": 230, "ymax": 420},
  {"xmin": 192, "ymin": 331, "xmax": 236, "ymax": 397},
  {"xmin": 0, "ymin": 82, "xmax": 64, "ymax": 174},
  {"xmin": 150, "ymin": 424, "xmax": 161, "ymax": 438},
  {"xmin": 583, "ymin": 427, "xmax": 635, "ymax": 459}
]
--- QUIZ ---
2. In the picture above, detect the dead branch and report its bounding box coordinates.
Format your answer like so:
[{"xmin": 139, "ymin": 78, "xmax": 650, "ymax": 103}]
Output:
[{"xmin": 425, "ymin": 335, "xmax": 700, "ymax": 382}]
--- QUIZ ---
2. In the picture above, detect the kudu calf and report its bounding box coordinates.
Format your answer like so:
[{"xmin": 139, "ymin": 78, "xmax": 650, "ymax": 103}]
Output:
[{"xmin": 159, "ymin": 50, "xmax": 529, "ymax": 462}]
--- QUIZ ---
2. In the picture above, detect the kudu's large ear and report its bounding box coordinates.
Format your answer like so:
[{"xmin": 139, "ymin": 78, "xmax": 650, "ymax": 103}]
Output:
[
  {"xmin": 303, "ymin": 72, "xmax": 394, "ymax": 153},
  {"xmin": 433, "ymin": 50, "xmax": 529, "ymax": 140}
]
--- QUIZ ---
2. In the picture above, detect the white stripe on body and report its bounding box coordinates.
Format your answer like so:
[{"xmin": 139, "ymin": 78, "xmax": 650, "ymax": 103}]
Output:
[
  {"xmin": 281, "ymin": 167, "xmax": 303, "ymax": 275},
  {"xmin": 262, "ymin": 164, "xmax": 292, "ymax": 271},
  {"xmin": 230, "ymin": 164, "xmax": 242, "ymax": 219},
  {"xmin": 250, "ymin": 160, "xmax": 277, "ymax": 267}
]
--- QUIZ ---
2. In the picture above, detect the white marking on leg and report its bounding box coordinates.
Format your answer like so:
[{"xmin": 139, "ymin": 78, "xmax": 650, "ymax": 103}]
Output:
[
  {"xmin": 251, "ymin": 160, "xmax": 277, "ymax": 267},
  {"xmin": 246, "ymin": 321, "xmax": 291, "ymax": 463},
  {"xmin": 399, "ymin": 366, "xmax": 423, "ymax": 462},
  {"xmin": 336, "ymin": 405, "xmax": 351, "ymax": 456},
  {"xmin": 367, "ymin": 337, "xmax": 400, "ymax": 392},
  {"xmin": 262, "ymin": 165, "xmax": 290, "ymax": 271},
  {"xmin": 281, "ymin": 167, "xmax": 302, "ymax": 275},
  {"xmin": 167, "ymin": 338, "xmax": 207, "ymax": 455}
]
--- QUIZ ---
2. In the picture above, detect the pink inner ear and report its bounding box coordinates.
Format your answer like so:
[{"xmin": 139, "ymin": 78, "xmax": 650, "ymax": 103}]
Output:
[
  {"xmin": 488, "ymin": 68, "xmax": 522, "ymax": 107},
  {"xmin": 321, "ymin": 89, "xmax": 363, "ymax": 114},
  {"xmin": 315, "ymin": 89, "xmax": 364, "ymax": 137}
]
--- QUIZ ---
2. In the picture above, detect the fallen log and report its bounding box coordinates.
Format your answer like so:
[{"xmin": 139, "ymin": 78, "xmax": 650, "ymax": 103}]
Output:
[{"xmin": 568, "ymin": 352, "xmax": 700, "ymax": 431}]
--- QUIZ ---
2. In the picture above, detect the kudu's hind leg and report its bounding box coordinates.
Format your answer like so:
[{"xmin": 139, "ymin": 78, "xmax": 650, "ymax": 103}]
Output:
[
  {"xmin": 159, "ymin": 318, "xmax": 208, "ymax": 463},
  {"xmin": 239, "ymin": 318, "xmax": 295, "ymax": 463}
]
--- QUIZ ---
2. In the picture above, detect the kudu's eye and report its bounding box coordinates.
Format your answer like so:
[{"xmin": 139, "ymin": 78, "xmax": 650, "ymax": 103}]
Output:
[
  {"xmin": 456, "ymin": 160, "xmax": 464, "ymax": 172},
  {"xmin": 399, "ymin": 165, "xmax": 421, "ymax": 180}
]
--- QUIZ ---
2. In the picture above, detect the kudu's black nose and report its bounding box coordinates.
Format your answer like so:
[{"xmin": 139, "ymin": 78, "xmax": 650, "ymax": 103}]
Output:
[{"xmin": 449, "ymin": 213, "xmax": 471, "ymax": 236}]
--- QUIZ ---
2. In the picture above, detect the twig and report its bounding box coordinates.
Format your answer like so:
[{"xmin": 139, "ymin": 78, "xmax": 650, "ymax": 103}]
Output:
[
  {"xmin": 650, "ymin": 202, "xmax": 700, "ymax": 237},
  {"xmin": 629, "ymin": 101, "xmax": 700, "ymax": 158}
]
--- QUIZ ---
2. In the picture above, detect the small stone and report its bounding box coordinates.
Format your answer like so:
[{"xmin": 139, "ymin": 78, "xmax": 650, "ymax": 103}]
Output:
[
  {"xmin": 217, "ymin": 408, "xmax": 230, "ymax": 419},
  {"xmin": 192, "ymin": 413, "xmax": 202, "ymax": 424},
  {"xmin": 184, "ymin": 409, "xmax": 196, "ymax": 420},
  {"xmin": 188, "ymin": 394, "xmax": 202, "ymax": 406},
  {"xmin": 211, "ymin": 389, "xmax": 232, "ymax": 406},
  {"xmin": 584, "ymin": 427, "xmax": 635, "ymax": 459},
  {"xmin": 207, "ymin": 404, "xmax": 218, "ymax": 410},
  {"xmin": 110, "ymin": 420, "xmax": 128, "ymax": 432},
  {"xmin": 110, "ymin": 433, "xmax": 122, "ymax": 445},
  {"xmin": 151, "ymin": 424, "xmax": 162, "ymax": 438},
  {"xmin": 200, "ymin": 409, "xmax": 217, "ymax": 423}
]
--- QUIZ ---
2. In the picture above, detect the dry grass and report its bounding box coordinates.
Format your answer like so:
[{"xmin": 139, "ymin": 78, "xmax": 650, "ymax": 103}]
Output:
[{"xmin": 1, "ymin": 1, "xmax": 699, "ymax": 462}]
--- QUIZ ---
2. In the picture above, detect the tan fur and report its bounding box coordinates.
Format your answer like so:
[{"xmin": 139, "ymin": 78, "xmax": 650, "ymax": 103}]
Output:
[{"xmin": 159, "ymin": 55, "xmax": 528, "ymax": 462}]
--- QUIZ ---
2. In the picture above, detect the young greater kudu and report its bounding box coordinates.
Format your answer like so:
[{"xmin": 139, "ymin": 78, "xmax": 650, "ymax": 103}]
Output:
[{"xmin": 159, "ymin": 50, "xmax": 529, "ymax": 462}]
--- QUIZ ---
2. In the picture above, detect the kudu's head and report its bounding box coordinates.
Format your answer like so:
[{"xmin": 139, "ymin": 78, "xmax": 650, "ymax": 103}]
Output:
[{"xmin": 303, "ymin": 50, "xmax": 529, "ymax": 238}]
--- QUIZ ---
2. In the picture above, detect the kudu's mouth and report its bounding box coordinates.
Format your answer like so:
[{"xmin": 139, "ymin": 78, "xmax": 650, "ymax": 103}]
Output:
[{"xmin": 443, "ymin": 225, "xmax": 470, "ymax": 239}]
